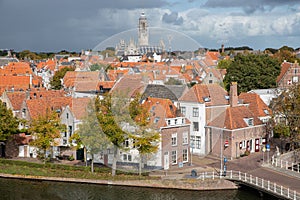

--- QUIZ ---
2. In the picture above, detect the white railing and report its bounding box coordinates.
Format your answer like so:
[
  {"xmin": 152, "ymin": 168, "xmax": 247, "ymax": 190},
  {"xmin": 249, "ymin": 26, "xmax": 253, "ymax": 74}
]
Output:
[
  {"xmin": 197, "ymin": 170, "xmax": 299, "ymax": 200},
  {"xmin": 271, "ymin": 157, "xmax": 300, "ymax": 174}
]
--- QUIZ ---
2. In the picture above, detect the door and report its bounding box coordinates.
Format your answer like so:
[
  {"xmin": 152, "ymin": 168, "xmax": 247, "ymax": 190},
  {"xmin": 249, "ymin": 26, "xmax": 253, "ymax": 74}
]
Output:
[{"xmin": 164, "ymin": 152, "xmax": 169, "ymax": 170}]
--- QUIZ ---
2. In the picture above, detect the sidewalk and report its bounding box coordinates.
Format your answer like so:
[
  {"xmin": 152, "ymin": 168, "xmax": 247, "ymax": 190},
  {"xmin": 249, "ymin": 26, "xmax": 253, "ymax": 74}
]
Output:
[{"xmin": 149, "ymin": 155, "xmax": 220, "ymax": 179}]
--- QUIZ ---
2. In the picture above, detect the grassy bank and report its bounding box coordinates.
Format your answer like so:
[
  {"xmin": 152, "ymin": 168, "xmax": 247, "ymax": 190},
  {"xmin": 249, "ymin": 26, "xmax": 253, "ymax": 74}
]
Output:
[{"xmin": 0, "ymin": 159, "xmax": 157, "ymax": 181}]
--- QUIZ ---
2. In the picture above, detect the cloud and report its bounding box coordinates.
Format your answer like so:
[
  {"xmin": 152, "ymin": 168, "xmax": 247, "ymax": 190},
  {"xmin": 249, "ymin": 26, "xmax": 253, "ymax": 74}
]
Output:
[
  {"xmin": 162, "ymin": 12, "xmax": 184, "ymax": 25},
  {"xmin": 203, "ymin": 0, "xmax": 300, "ymax": 14}
]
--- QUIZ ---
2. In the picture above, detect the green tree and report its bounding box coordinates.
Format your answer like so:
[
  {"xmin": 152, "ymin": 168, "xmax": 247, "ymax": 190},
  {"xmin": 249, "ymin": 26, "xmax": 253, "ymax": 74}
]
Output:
[
  {"xmin": 96, "ymin": 95, "xmax": 128, "ymax": 176},
  {"xmin": 0, "ymin": 101, "xmax": 19, "ymax": 142},
  {"xmin": 50, "ymin": 67, "xmax": 75, "ymax": 90},
  {"xmin": 273, "ymin": 46, "xmax": 298, "ymax": 63},
  {"xmin": 217, "ymin": 59, "xmax": 232, "ymax": 70},
  {"xmin": 29, "ymin": 111, "xmax": 65, "ymax": 163},
  {"xmin": 271, "ymin": 84, "xmax": 300, "ymax": 150},
  {"xmin": 75, "ymin": 99, "xmax": 110, "ymax": 173},
  {"xmin": 90, "ymin": 63, "xmax": 110, "ymax": 72},
  {"xmin": 164, "ymin": 77, "xmax": 183, "ymax": 85},
  {"xmin": 129, "ymin": 94, "xmax": 160, "ymax": 176},
  {"xmin": 224, "ymin": 54, "xmax": 281, "ymax": 93}
]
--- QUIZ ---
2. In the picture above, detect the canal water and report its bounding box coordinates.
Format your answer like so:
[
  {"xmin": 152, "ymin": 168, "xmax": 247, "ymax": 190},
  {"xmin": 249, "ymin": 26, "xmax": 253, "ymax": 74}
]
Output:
[{"xmin": 0, "ymin": 177, "xmax": 266, "ymax": 200}]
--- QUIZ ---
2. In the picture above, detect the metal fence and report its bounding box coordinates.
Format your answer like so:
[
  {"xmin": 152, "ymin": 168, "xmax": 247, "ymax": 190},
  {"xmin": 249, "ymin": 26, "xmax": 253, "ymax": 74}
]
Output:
[
  {"xmin": 271, "ymin": 157, "xmax": 300, "ymax": 173},
  {"xmin": 196, "ymin": 170, "xmax": 299, "ymax": 200}
]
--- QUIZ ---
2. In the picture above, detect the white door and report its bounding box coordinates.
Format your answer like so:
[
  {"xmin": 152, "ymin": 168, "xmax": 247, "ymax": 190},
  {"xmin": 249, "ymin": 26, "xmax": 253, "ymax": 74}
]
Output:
[
  {"xmin": 164, "ymin": 152, "xmax": 169, "ymax": 170},
  {"xmin": 19, "ymin": 146, "xmax": 24, "ymax": 157}
]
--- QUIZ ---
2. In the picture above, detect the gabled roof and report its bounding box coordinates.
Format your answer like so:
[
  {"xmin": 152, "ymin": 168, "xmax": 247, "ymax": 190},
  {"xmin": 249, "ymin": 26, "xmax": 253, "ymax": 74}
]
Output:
[
  {"xmin": 141, "ymin": 84, "xmax": 178, "ymax": 102},
  {"xmin": 6, "ymin": 91, "xmax": 26, "ymax": 111},
  {"xmin": 69, "ymin": 97, "xmax": 92, "ymax": 120},
  {"xmin": 239, "ymin": 92, "xmax": 272, "ymax": 117},
  {"xmin": 179, "ymin": 84, "xmax": 228, "ymax": 106},
  {"xmin": 276, "ymin": 61, "xmax": 291, "ymax": 83},
  {"xmin": 208, "ymin": 105, "xmax": 263, "ymax": 130},
  {"xmin": 142, "ymin": 97, "xmax": 178, "ymax": 129},
  {"xmin": 111, "ymin": 74, "xmax": 147, "ymax": 98},
  {"xmin": 26, "ymin": 97, "xmax": 72, "ymax": 119},
  {"xmin": 0, "ymin": 62, "xmax": 33, "ymax": 75}
]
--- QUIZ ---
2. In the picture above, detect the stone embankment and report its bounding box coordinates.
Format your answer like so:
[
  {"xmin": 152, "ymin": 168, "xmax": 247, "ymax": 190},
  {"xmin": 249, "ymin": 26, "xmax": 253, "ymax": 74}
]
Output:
[{"xmin": 0, "ymin": 173, "xmax": 237, "ymax": 191}]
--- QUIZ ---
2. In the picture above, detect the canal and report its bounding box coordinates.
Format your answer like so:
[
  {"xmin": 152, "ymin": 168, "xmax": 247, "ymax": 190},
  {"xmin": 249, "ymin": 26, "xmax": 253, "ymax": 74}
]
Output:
[{"xmin": 0, "ymin": 177, "xmax": 270, "ymax": 200}]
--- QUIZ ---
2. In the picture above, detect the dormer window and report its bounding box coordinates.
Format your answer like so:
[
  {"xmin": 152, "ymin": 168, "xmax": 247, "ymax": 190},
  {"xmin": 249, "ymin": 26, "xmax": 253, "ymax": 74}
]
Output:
[
  {"xmin": 225, "ymin": 95, "xmax": 230, "ymax": 101},
  {"xmin": 244, "ymin": 118, "xmax": 254, "ymax": 126},
  {"xmin": 203, "ymin": 97, "xmax": 211, "ymax": 102},
  {"xmin": 263, "ymin": 109, "xmax": 269, "ymax": 115}
]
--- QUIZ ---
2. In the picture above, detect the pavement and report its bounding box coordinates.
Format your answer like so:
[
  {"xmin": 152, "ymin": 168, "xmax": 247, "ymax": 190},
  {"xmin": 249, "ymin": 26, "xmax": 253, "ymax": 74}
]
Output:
[{"xmin": 149, "ymin": 151, "xmax": 300, "ymax": 193}]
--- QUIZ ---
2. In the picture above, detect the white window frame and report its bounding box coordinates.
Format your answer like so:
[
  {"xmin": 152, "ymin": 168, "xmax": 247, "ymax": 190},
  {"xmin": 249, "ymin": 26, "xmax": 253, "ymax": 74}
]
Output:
[
  {"xmin": 182, "ymin": 132, "xmax": 188, "ymax": 145},
  {"xmin": 182, "ymin": 149, "xmax": 188, "ymax": 163},
  {"xmin": 171, "ymin": 150, "xmax": 177, "ymax": 165},
  {"xmin": 171, "ymin": 133, "xmax": 177, "ymax": 146},
  {"xmin": 193, "ymin": 107, "xmax": 199, "ymax": 117},
  {"xmin": 196, "ymin": 136, "xmax": 201, "ymax": 149}
]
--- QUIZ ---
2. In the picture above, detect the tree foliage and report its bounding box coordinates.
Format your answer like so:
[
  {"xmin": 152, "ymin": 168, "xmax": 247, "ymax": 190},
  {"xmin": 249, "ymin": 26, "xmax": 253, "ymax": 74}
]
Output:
[
  {"xmin": 224, "ymin": 54, "xmax": 281, "ymax": 93},
  {"xmin": 128, "ymin": 94, "xmax": 160, "ymax": 175},
  {"xmin": 0, "ymin": 101, "xmax": 19, "ymax": 141},
  {"xmin": 50, "ymin": 67, "xmax": 75, "ymax": 90},
  {"xmin": 217, "ymin": 59, "xmax": 232, "ymax": 70},
  {"xmin": 96, "ymin": 94, "xmax": 128, "ymax": 176},
  {"xmin": 29, "ymin": 111, "xmax": 65, "ymax": 162},
  {"xmin": 75, "ymin": 99, "xmax": 110, "ymax": 172},
  {"xmin": 271, "ymin": 84, "xmax": 300, "ymax": 150},
  {"xmin": 164, "ymin": 77, "xmax": 183, "ymax": 85}
]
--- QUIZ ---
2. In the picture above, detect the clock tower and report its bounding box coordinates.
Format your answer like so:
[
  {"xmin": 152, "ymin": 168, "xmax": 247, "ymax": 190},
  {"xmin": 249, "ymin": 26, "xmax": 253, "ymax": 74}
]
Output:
[{"xmin": 138, "ymin": 12, "xmax": 149, "ymax": 46}]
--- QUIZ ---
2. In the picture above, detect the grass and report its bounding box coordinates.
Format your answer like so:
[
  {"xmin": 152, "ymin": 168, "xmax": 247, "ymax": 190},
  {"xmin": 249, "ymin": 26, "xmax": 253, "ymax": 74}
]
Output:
[{"xmin": 0, "ymin": 159, "xmax": 158, "ymax": 181}]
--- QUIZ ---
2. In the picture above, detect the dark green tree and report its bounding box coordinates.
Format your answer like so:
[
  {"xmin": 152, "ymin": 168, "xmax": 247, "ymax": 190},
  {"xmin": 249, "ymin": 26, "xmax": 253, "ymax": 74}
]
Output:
[
  {"xmin": 0, "ymin": 101, "xmax": 19, "ymax": 142},
  {"xmin": 50, "ymin": 67, "xmax": 75, "ymax": 90},
  {"xmin": 224, "ymin": 54, "xmax": 281, "ymax": 93}
]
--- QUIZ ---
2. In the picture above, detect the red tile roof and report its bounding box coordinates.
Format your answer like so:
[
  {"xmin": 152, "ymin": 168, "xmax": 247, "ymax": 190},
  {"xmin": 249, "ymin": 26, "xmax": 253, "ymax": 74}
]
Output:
[
  {"xmin": 142, "ymin": 97, "xmax": 178, "ymax": 128},
  {"xmin": 276, "ymin": 61, "xmax": 291, "ymax": 83},
  {"xmin": 208, "ymin": 105, "xmax": 262, "ymax": 130},
  {"xmin": 69, "ymin": 97, "xmax": 92, "ymax": 120},
  {"xmin": 179, "ymin": 84, "xmax": 228, "ymax": 106},
  {"xmin": 239, "ymin": 93, "xmax": 272, "ymax": 117}
]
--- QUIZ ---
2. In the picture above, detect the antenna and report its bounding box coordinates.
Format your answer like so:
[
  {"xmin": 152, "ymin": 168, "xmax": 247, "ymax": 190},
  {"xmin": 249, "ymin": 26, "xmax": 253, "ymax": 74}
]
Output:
[{"xmin": 167, "ymin": 35, "xmax": 172, "ymax": 56}]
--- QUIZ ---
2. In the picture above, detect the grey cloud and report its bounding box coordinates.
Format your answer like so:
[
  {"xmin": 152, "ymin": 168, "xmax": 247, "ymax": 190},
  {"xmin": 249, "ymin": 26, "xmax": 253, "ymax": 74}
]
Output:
[
  {"xmin": 204, "ymin": 0, "xmax": 300, "ymax": 14},
  {"xmin": 162, "ymin": 12, "xmax": 183, "ymax": 25}
]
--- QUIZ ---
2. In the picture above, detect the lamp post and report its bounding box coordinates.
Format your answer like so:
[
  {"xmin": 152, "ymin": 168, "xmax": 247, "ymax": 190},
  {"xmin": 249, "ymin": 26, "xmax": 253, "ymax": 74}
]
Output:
[{"xmin": 220, "ymin": 130, "xmax": 223, "ymax": 176}]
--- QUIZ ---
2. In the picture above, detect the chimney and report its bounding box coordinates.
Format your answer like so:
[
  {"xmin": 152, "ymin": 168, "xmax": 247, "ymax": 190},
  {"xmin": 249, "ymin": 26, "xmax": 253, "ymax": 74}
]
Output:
[{"xmin": 229, "ymin": 82, "xmax": 238, "ymax": 107}]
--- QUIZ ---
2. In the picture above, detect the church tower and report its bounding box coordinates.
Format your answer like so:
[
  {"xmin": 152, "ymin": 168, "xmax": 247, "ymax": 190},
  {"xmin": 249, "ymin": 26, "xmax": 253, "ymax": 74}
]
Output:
[{"xmin": 138, "ymin": 12, "xmax": 149, "ymax": 46}]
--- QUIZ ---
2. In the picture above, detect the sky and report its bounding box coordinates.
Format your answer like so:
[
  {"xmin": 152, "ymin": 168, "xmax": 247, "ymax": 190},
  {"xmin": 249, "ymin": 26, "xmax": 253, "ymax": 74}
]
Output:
[{"xmin": 1, "ymin": 0, "xmax": 300, "ymax": 52}]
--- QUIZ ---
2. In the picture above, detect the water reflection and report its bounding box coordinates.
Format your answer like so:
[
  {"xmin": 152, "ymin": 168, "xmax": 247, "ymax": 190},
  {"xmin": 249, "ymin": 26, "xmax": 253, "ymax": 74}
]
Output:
[{"xmin": 0, "ymin": 177, "xmax": 261, "ymax": 200}]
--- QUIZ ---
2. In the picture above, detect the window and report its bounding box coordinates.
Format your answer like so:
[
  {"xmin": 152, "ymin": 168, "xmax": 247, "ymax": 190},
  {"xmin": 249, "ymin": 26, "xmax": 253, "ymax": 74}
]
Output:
[
  {"xmin": 193, "ymin": 122, "xmax": 199, "ymax": 131},
  {"xmin": 182, "ymin": 149, "xmax": 188, "ymax": 162},
  {"xmin": 183, "ymin": 132, "xmax": 188, "ymax": 144},
  {"xmin": 181, "ymin": 107, "xmax": 186, "ymax": 115},
  {"xmin": 63, "ymin": 139, "xmax": 67, "ymax": 145},
  {"xmin": 123, "ymin": 154, "xmax": 132, "ymax": 162},
  {"xmin": 124, "ymin": 139, "xmax": 129, "ymax": 148},
  {"xmin": 293, "ymin": 76, "xmax": 298, "ymax": 83},
  {"xmin": 190, "ymin": 136, "xmax": 195, "ymax": 149},
  {"xmin": 168, "ymin": 120, "xmax": 171, "ymax": 125},
  {"xmin": 154, "ymin": 117, "xmax": 160, "ymax": 123},
  {"xmin": 193, "ymin": 108, "xmax": 199, "ymax": 117},
  {"xmin": 248, "ymin": 118, "xmax": 254, "ymax": 126},
  {"xmin": 22, "ymin": 108, "xmax": 26, "ymax": 118},
  {"xmin": 209, "ymin": 80, "xmax": 213, "ymax": 84},
  {"xmin": 171, "ymin": 133, "xmax": 177, "ymax": 146},
  {"xmin": 171, "ymin": 150, "xmax": 177, "ymax": 164},
  {"xmin": 68, "ymin": 126, "xmax": 72, "ymax": 137},
  {"xmin": 66, "ymin": 113, "xmax": 69, "ymax": 119},
  {"xmin": 174, "ymin": 119, "xmax": 177, "ymax": 124},
  {"xmin": 196, "ymin": 136, "xmax": 201, "ymax": 149}
]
